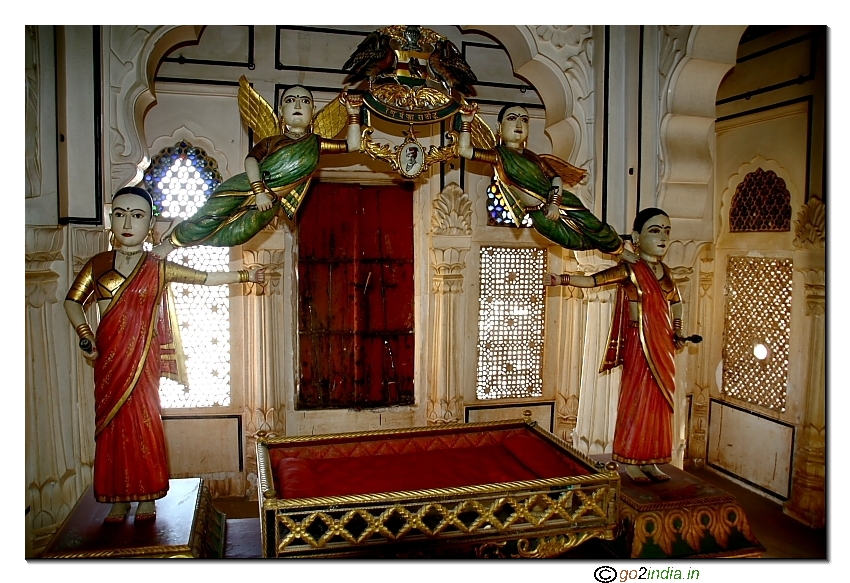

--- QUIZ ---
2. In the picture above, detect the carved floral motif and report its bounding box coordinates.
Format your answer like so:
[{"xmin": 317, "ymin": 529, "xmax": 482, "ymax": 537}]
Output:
[
  {"xmin": 25, "ymin": 226, "xmax": 64, "ymax": 309},
  {"xmin": 432, "ymin": 182, "xmax": 472, "ymax": 236},
  {"xmin": 535, "ymin": 26, "xmax": 591, "ymax": 50},
  {"xmin": 793, "ymin": 196, "xmax": 825, "ymax": 249}
]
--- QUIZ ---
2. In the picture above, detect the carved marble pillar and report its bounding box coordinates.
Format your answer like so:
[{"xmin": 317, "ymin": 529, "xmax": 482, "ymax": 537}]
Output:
[
  {"xmin": 240, "ymin": 246, "xmax": 287, "ymax": 498},
  {"xmin": 427, "ymin": 183, "xmax": 472, "ymax": 424},
  {"xmin": 688, "ymin": 256, "xmax": 715, "ymax": 466},
  {"xmin": 548, "ymin": 250, "xmax": 586, "ymax": 445},
  {"xmin": 25, "ymin": 226, "xmax": 80, "ymax": 551},
  {"xmin": 784, "ymin": 197, "xmax": 825, "ymax": 528},
  {"xmin": 573, "ymin": 254, "xmax": 619, "ymax": 456},
  {"xmin": 68, "ymin": 227, "xmax": 109, "ymax": 488}
]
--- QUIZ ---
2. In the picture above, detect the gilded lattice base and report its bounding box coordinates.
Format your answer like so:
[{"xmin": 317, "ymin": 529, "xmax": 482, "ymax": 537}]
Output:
[{"xmin": 257, "ymin": 420, "xmax": 620, "ymax": 558}]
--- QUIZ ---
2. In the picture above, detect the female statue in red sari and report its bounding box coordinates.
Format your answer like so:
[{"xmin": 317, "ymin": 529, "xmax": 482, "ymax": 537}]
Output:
[
  {"xmin": 64, "ymin": 187, "xmax": 265, "ymax": 522},
  {"xmin": 546, "ymin": 208, "xmax": 685, "ymax": 483}
]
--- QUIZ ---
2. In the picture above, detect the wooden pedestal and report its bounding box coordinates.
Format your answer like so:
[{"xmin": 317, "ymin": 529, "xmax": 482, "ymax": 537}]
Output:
[
  {"xmin": 41, "ymin": 478, "xmax": 225, "ymax": 558},
  {"xmin": 591, "ymin": 456, "xmax": 765, "ymax": 558}
]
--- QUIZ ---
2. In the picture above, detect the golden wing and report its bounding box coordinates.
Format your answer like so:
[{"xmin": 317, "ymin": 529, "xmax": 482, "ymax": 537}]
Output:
[
  {"xmin": 237, "ymin": 75, "xmax": 279, "ymax": 141},
  {"xmin": 470, "ymin": 113, "xmax": 496, "ymax": 150},
  {"xmin": 538, "ymin": 154, "xmax": 588, "ymax": 188},
  {"xmin": 312, "ymin": 93, "xmax": 348, "ymax": 139}
]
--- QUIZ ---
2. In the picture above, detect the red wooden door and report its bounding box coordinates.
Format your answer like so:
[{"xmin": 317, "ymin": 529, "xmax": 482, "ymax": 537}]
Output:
[{"xmin": 297, "ymin": 182, "xmax": 415, "ymax": 409}]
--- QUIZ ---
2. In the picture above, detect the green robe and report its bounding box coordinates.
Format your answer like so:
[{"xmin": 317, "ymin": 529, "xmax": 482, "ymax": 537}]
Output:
[
  {"xmin": 169, "ymin": 134, "xmax": 321, "ymax": 248},
  {"xmin": 493, "ymin": 145, "xmax": 623, "ymax": 254}
]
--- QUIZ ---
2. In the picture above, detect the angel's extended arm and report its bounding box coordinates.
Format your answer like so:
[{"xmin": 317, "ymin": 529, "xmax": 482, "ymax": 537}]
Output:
[
  {"xmin": 457, "ymin": 106, "xmax": 476, "ymax": 160},
  {"xmin": 342, "ymin": 94, "xmax": 363, "ymax": 153},
  {"xmin": 245, "ymin": 155, "xmax": 274, "ymax": 211},
  {"xmin": 545, "ymin": 176, "xmax": 563, "ymax": 220},
  {"xmin": 245, "ymin": 156, "xmax": 261, "ymax": 184}
]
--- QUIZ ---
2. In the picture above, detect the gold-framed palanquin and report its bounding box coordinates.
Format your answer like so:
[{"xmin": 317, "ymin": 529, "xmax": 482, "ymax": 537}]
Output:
[{"xmin": 255, "ymin": 420, "xmax": 620, "ymax": 558}]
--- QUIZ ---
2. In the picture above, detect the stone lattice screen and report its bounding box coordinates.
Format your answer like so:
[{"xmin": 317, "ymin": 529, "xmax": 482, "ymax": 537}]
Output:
[
  {"xmin": 722, "ymin": 256, "xmax": 793, "ymax": 411},
  {"xmin": 476, "ymin": 246, "xmax": 546, "ymax": 400}
]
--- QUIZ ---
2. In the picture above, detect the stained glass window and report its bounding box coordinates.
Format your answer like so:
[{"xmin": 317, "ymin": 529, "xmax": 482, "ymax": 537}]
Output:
[
  {"xmin": 143, "ymin": 140, "xmax": 222, "ymax": 219},
  {"xmin": 142, "ymin": 141, "xmax": 231, "ymax": 408},
  {"xmin": 486, "ymin": 177, "xmax": 533, "ymax": 228}
]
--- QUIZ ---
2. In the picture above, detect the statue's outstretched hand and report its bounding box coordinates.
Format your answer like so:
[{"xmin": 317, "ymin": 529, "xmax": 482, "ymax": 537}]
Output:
[
  {"xmin": 544, "ymin": 272, "xmax": 561, "ymax": 286},
  {"xmin": 459, "ymin": 102, "xmax": 478, "ymax": 123},
  {"xmin": 340, "ymin": 91, "xmax": 363, "ymax": 115},
  {"xmin": 544, "ymin": 203, "xmax": 561, "ymax": 221},
  {"xmin": 248, "ymin": 267, "xmax": 266, "ymax": 284},
  {"xmin": 255, "ymin": 191, "xmax": 275, "ymax": 212}
]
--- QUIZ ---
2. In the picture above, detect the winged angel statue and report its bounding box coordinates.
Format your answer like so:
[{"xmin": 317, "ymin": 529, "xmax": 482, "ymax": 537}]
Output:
[
  {"xmin": 154, "ymin": 77, "xmax": 362, "ymax": 256},
  {"xmin": 457, "ymin": 102, "xmax": 637, "ymax": 261}
]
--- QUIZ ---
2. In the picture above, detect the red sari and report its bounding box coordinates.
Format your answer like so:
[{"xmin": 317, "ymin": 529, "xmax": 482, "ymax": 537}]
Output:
[
  {"xmin": 91, "ymin": 254, "xmax": 174, "ymax": 503},
  {"xmin": 601, "ymin": 260, "xmax": 677, "ymax": 465}
]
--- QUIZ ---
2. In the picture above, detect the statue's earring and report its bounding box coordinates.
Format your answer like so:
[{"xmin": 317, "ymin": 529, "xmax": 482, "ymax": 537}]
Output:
[{"xmin": 496, "ymin": 130, "xmax": 503, "ymax": 146}]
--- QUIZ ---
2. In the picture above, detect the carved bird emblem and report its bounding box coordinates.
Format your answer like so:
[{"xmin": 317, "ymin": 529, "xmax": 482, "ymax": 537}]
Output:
[
  {"xmin": 407, "ymin": 57, "xmax": 426, "ymax": 79},
  {"xmin": 428, "ymin": 39, "xmax": 478, "ymax": 96},
  {"xmin": 343, "ymin": 32, "xmax": 398, "ymax": 89}
]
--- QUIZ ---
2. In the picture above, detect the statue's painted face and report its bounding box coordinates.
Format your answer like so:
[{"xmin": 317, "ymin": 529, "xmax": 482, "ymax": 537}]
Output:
[
  {"xmin": 111, "ymin": 193, "xmax": 154, "ymax": 248},
  {"xmin": 280, "ymin": 86, "xmax": 314, "ymax": 131},
  {"xmin": 634, "ymin": 213, "xmax": 671, "ymax": 260},
  {"xmin": 499, "ymin": 106, "xmax": 529, "ymax": 148}
]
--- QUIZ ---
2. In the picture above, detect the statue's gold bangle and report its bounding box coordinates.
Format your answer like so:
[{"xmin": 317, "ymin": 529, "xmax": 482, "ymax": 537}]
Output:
[
  {"xmin": 238, "ymin": 270, "xmax": 250, "ymax": 284},
  {"xmin": 560, "ymin": 274, "xmax": 570, "ymax": 286},
  {"xmin": 250, "ymin": 181, "xmax": 265, "ymax": 195},
  {"xmin": 75, "ymin": 323, "xmax": 94, "ymax": 340},
  {"xmin": 673, "ymin": 318, "xmax": 683, "ymax": 330},
  {"xmin": 547, "ymin": 187, "xmax": 562, "ymax": 207},
  {"xmin": 460, "ymin": 121, "xmax": 472, "ymax": 133},
  {"xmin": 348, "ymin": 114, "xmax": 360, "ymax": 126}
]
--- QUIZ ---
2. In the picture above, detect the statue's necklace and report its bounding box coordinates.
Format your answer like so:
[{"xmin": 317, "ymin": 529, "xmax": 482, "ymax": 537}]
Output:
[{"xmin": 116, "ymin": 249, "xmax": 142, "ymax": 265}]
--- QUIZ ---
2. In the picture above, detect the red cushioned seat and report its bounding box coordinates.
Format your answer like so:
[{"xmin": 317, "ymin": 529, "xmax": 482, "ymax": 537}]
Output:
[{"xmin": 275, "ymin": 445, "xmax": 538, "ymax": 499}]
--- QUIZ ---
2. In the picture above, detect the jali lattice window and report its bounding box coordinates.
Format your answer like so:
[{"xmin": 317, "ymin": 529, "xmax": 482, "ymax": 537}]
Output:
[
  {"xmin": 476, "ymin": 246, "xmax": 545, "ymax": 399},
  {"xmin": 722, "ymin": 256, "xmax": 793, "ymax": 411},
  {"xmin": 143, "ymin": 141, "xmax": 230, "ymax": 408},
  {"xmin": 729, "ymin": 168, "xmax": 792, "ymax": 232}
]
